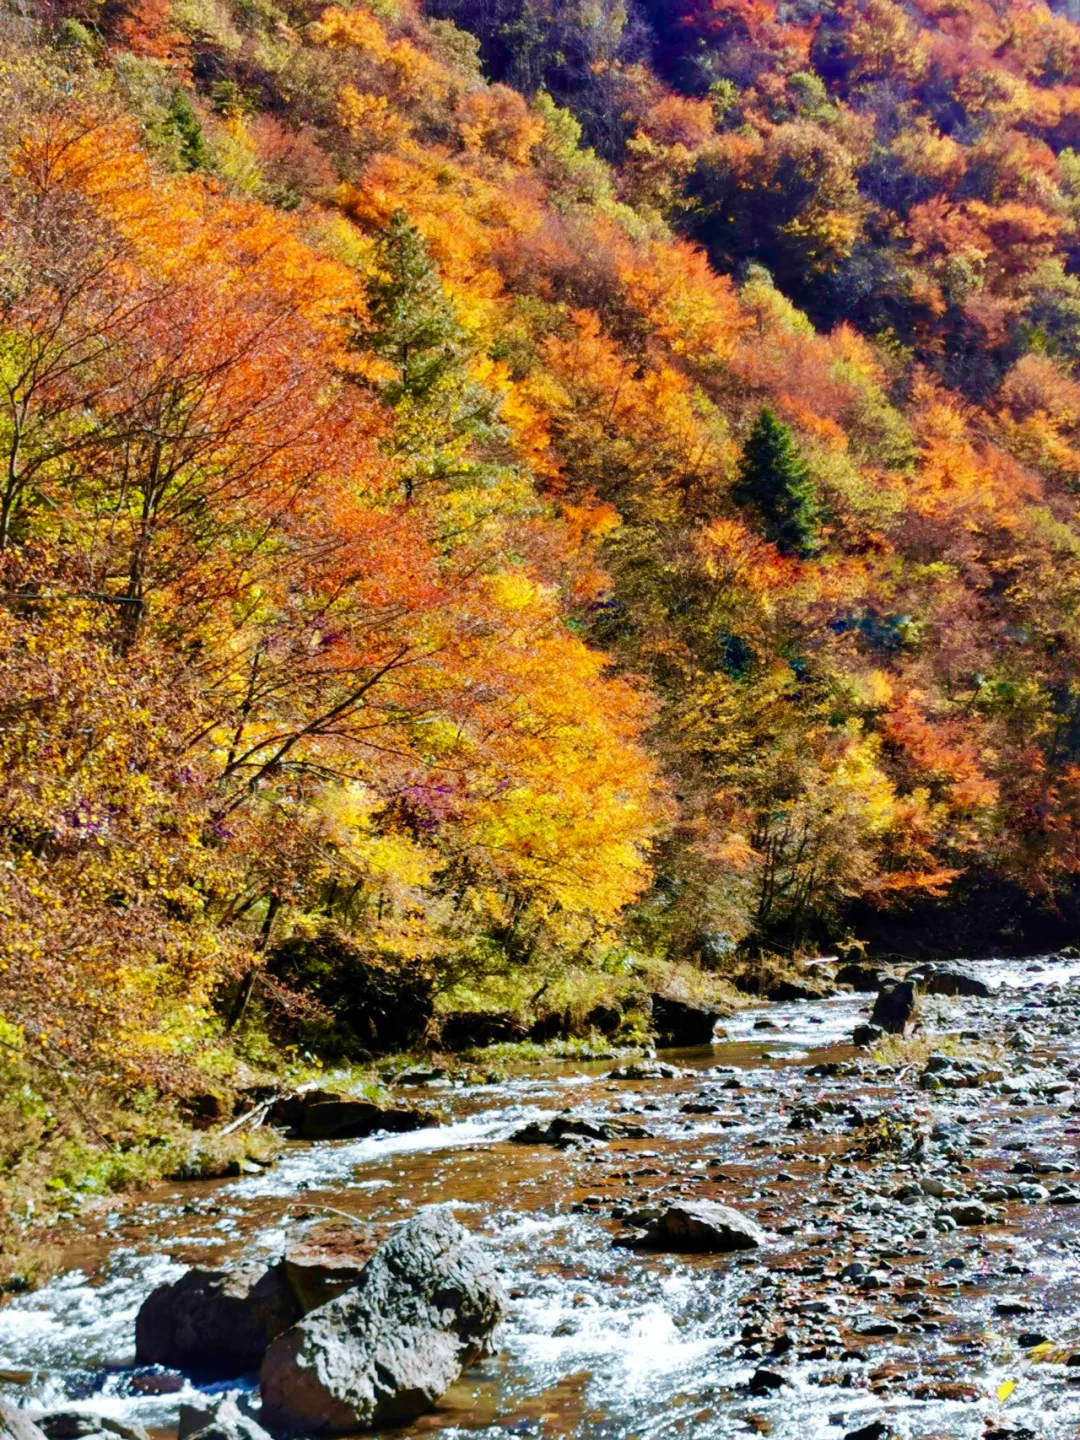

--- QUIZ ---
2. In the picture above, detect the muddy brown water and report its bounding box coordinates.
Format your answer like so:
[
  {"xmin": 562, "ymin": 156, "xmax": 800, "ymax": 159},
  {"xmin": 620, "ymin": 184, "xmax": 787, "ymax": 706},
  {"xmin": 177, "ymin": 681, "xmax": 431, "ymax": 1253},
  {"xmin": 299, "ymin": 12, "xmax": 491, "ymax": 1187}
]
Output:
[{"xmin": 3, "ymin": 958, "xmax": 1080, "ymax": 1439}]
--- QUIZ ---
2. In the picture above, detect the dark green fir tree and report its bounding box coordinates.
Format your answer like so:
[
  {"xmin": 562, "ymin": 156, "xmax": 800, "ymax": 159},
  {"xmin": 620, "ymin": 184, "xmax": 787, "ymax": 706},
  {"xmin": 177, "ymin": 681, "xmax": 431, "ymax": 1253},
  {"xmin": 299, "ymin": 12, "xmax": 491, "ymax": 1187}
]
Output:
[
  {"xmin": 733, "ymin": 407, "xmax": 819, "ymax": 558},
  {"xmin": 353, "ymin": 210, "xmax": 502, "ymax": 498}
]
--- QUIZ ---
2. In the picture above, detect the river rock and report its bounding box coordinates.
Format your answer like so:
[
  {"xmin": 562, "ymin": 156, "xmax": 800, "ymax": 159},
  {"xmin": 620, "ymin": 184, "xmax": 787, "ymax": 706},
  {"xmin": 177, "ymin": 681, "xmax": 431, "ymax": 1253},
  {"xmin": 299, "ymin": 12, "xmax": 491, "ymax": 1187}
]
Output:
[
  {"xmin": 852, "ymin": 1022, "xmax": 884, "ymax": 1047},
  {"xmin": 126, "ymin": 1369, "xmax": 185, "ymax": 1396},
  {"xmin": 259, "ymin": 1208, "xmax": 506, "ymax": 1436},
  {"xmin": 767, "ymin": 980, "xmax": 830, "ymax": 1002},
  {"xmin": 606, "ymin": 1061, "xmax": 689, "ymax": 1080},
  {"xmin": 135, "ymin": 1258, "xmax": 301, "ymax": 1376},
  {"xmin": 918, "ymin": 1054, "xmax": 1003, "ymax": 1090},
  {"xmin": 511, "ymin": 1115, "xmax": 607, "ymax": 1145},
  {"xmin": 177, "ymin": 1396, "xmax": 271, "ymax": 1440},
  {"xmin": 906, "ymin": 962, "xmax": 991, "ymax": 998},
  {"xmin": 869, "ymin": 980, "xmax": 918, "ymax": 1035},
  {"xmin": 283, "ymin": 1222, "xmax": 390, "ymax": 1313},
  {"xmin": 650, "ymin": 993, "xmax": 725, "ymax": 1047},
  {"xmin": 844, "ymin": 1424, "xmax": 890, "ymax": 1440},
  {"xmin": 37, "ymin": 1418, "xmax": 146, "ymax": 1440},
  {"xmin": 631, "ymin": 1199, "xmax": 765, "ymax": 1252},
  {"xmin": 267, "ymin": 1092, "xmax": 438, "ymax": 1141},
  {"xmin": 0, "ymin": 1405, "xmax": 48, "ymax": 1440},
  {"xmin": 788, "ymin": 1098, "xmax": 864, "ymax": 1131},
  {"xmin": 510, "ymin": 1114, "xmax": 649, "ymax": 1146},
  {"xmin": 835, "ymin": 963, "xmax": 885, "ymax": 992},
  {"xmin": 948, "ymin": 1200, "xmax": 993, "ymax": 1226},
  {"xmin": 747, "ymin": 1366, "xmax": 786, "ymax": 1392}
]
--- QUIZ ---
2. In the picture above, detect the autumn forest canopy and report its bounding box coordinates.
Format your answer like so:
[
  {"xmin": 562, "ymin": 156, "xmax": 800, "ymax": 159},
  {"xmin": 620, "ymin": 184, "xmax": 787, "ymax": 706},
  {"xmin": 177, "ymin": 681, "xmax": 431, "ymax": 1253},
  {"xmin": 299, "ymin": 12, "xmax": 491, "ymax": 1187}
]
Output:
[{"xmin": 6, "ymin": 0, "xmax": 1080, "ymax": 1102}]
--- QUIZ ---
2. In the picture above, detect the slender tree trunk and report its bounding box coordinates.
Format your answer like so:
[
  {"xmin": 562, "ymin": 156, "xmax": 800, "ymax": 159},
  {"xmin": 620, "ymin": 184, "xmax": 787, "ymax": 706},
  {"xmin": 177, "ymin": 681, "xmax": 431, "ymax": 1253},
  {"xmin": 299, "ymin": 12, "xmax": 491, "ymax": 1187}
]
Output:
[{"xmin": 225, "ymin": 893, "xmax": 281, "ymax": 1033}]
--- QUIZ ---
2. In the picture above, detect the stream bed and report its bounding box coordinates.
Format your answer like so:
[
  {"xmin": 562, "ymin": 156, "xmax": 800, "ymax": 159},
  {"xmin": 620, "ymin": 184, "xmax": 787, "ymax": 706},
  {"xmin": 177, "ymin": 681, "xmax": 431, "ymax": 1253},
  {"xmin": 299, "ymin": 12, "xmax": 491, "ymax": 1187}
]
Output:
[{"xmin": 3, "ymin": 956, "xmax": 1080, "ymax": 1439}]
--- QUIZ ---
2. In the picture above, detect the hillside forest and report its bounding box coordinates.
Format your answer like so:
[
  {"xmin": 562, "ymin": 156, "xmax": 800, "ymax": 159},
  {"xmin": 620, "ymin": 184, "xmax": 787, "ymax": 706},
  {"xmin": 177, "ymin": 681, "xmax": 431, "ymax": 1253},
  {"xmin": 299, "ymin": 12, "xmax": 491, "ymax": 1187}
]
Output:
[{"xmin": 5, "ymin": 0, "xmax": 1080, "ymax": 1212}]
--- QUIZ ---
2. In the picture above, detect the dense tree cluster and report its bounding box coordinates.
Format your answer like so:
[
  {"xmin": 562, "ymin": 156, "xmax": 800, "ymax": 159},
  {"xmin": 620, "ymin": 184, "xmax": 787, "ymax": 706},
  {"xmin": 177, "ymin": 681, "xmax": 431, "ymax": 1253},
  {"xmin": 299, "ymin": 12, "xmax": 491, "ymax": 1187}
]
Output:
[{"xmin": 5, "ymin": 0, "xmax": 1080, "ymax": 1093}]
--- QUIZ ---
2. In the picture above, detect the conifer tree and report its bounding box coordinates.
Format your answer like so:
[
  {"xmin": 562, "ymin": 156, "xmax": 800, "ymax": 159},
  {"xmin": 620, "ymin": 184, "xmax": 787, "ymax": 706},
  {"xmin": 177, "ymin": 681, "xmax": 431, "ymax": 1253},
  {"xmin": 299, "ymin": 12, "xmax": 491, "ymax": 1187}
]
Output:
[
  {"xmin": 356, "ymin": 211, "xmax": 501, "ymax": 497},
  {"xmin": 167, "ymin": 87, "xmax": 208, "ymax": 171},
  {"xmin": 733, "ymin": 407, "xmax": 819, "ymax": 557},
  {"xmin": 362, "ymin": 210, "xmax": 463, "ymax": 405}
]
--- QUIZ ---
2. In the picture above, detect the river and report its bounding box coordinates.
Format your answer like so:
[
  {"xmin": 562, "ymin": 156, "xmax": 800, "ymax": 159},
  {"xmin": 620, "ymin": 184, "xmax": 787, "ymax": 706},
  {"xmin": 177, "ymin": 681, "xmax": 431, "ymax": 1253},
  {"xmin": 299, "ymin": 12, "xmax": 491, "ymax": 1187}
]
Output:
[{"xmin": 3, "ymin": 955, "xmax": 1080, "ymax": 1439}]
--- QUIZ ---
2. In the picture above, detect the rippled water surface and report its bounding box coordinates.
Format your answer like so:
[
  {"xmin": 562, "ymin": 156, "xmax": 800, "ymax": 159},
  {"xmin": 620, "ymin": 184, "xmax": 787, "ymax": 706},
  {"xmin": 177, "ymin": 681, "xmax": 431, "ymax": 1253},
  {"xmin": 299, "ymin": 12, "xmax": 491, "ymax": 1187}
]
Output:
[{"xmin": 4, "ymin": 955, "xmax": 1080, "ymax": 1439}]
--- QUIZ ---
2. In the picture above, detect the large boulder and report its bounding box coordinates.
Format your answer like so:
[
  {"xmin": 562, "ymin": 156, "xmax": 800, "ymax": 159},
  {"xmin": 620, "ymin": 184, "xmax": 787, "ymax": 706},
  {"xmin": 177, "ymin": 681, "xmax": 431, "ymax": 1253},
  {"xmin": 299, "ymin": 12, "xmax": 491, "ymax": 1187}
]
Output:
[
  {"xmin": 135, "ymin": 1258, "xmax": 302, "ymax": 1376},
  {"xmin": 630, "ymin": 1200, "xmax": 766, "ymax": 1253},
  {"xmin": 0, "ymin": 1405, "xmax": 49, "ymax": 1440},
  {"xmin": 835, "ymin": 962, "xmax": 885, "ymax": 992},
  {"xmin": 283, "ymin": 1222, "xmax": 390, "ymax": 1313},
  {"xmin": 267, "ymin": 1091, "xmax": 438, "ymax": 1141},
  {"xmin": 869, "ymin": 979, "xmax": 918, "ymax": 1035},
  {"xmin": 650, "ymin": 994, "xmax": 725, "ymax": 1047},
  {"xmin": 137, "ymin": 1224, "xmax": 402, "ymax": 1379},
  {"xmin": 906, "ymin": 962, "xmax": 991, "ymax": 998},
  {"xmin": 259, "ymin": 1208, "xmax": 506, "ymax": 1436}
]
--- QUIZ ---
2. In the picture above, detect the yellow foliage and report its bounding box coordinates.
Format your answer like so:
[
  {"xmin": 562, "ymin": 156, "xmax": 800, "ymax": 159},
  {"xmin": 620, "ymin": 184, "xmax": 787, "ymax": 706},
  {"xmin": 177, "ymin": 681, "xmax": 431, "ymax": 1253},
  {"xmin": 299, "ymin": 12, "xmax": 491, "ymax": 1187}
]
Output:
[{"xmin": 337, "ymin": 85, "xmax": 411, "ymax": 147}]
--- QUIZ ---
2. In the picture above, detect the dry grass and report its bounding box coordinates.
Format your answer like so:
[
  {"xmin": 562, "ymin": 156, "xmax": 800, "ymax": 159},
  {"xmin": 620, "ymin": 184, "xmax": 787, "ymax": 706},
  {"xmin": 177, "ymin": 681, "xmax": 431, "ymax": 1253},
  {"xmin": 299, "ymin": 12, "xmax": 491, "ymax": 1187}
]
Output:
[{"xmin": 871, "ymin": 1031, "xmax": 1003, "ymax": 1068}]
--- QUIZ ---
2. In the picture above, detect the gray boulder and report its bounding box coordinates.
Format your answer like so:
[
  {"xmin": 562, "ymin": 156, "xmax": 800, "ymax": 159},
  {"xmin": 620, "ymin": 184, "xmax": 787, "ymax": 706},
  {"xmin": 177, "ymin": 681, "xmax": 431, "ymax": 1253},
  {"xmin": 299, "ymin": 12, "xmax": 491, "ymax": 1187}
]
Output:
[
  {"xmin": 870, "ymin": 980, "xmax": 917, "ymax": 1035},
  {"xmin": 259, "ymin": 1208, "xmax": 506, "ymax": 1436},
  {"xmin": 177, "ymin": 1396, "xmax": 271, "ymax": 1440},
  {"xmin": 906, "ymin": 962, "xmax": 991, "ymax": 998},
  {"xmin": 948, "ymin": 1200, "xmax": 994, "ymax": 1226},
  {"xmin": 0, "ymin": 1405, "xmax": 49, "ymax": 1440},
  {"xmin": 136, "ymin": 1225, "xmax": 402, "ymax": 1377},
  {"xmin": 135, "ymin": 1258, "xmax": 301, "ymax": 1376},
  {"xmin": 631, "ymin": 1200, "xmax": 765, "ymax": 1253}
]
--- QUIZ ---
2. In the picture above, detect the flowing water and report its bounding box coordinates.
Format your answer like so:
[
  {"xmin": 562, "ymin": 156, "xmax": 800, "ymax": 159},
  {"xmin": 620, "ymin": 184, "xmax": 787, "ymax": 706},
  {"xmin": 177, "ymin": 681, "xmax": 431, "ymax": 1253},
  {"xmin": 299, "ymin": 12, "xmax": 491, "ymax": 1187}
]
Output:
[{"xmin": 4, "ymin": 956, "xmax": 1080, "ymax": 1440}]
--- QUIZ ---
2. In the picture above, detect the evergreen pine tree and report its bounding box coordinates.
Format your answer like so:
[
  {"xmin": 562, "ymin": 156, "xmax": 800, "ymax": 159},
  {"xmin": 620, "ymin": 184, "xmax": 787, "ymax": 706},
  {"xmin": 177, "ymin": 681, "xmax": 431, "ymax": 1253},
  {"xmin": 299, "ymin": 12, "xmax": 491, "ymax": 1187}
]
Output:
[
  {"xmin": 733, "ymin": 407, "xmax": 819, "ymax": 557},
  {"xmin": 167, "ymin": 88, "xmax": 208, "ymax": 172},
  {"xmin": 362, "ymin": 210, "xmax": 465, "ymax": 406},
  {"xmin": 356, "ymin": 212, "xmax": 502, "ymax": 497}
]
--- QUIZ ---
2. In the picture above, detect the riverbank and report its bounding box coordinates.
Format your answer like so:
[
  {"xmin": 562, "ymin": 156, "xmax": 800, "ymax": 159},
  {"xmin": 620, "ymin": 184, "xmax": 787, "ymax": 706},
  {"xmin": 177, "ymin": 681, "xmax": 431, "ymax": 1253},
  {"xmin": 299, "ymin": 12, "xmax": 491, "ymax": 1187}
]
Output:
[{"xmin": 0, "ymin": 953, "xmax": 759, "ymax": 1291}]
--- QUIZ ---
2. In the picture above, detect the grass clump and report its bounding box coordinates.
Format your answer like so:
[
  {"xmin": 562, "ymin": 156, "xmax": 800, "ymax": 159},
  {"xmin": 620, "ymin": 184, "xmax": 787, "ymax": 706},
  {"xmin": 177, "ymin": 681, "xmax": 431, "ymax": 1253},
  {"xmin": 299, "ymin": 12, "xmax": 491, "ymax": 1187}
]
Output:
[
  {"xmin": 0, "ymin": 1040, "xmax": 284, "ymax": 1292},
  {"xmin": 871, "ymin": 1031, "xmax": 1002, "ymax": 1069}
]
